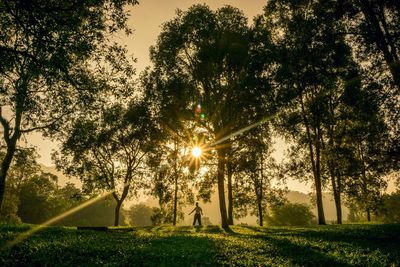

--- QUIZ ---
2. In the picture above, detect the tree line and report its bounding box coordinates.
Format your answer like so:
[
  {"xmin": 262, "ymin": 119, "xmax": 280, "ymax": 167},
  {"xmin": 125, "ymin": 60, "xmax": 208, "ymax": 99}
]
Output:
[{"xmin": 0, "ymin": 0, "xmax": 399, "ymax": 230}]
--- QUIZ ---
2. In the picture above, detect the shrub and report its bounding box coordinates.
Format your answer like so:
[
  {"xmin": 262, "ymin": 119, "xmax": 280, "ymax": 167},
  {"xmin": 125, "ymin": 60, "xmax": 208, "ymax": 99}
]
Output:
[
  {"xmin": 266, "ymin": 203, "xmax": 315, "ymax": 226},
  {"xmin": 376, "ymin": 192, "xmax": 400, "ymax": 223}
]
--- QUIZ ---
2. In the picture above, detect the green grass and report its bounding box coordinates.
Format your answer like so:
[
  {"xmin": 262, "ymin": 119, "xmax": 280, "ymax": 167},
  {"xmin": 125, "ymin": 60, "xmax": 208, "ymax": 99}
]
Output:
[{"xmin": 0, "ymin": 224, "xmax": 399, "ymax": 266}]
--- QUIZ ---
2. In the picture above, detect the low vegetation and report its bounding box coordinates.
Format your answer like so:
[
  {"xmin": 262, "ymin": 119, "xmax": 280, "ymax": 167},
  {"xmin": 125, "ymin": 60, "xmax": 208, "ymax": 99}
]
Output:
[{"xmin": 0, "ymin": 224, "xmax": 399, "ymax": 266}]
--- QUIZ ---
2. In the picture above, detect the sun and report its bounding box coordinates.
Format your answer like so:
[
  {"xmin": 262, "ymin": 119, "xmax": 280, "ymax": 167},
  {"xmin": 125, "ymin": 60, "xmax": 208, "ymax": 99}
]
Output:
[{"xmin": 191, "ymin": 146, "xmax": 202, "ymax": 158}]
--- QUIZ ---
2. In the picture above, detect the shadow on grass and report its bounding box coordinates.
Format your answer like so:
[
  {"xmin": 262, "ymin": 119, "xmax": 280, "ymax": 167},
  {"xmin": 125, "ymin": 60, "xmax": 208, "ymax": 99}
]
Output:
[
  {"xmin": 236, "ymin": 224, "xmax": 400, "ymax": 266},
  {"xmin": 0, "ymin": 225, "xmax": 218, "ymax": 267},
  {"xmin": 221, "ymin": 228, "xmax": 350, "ymax": 267}
]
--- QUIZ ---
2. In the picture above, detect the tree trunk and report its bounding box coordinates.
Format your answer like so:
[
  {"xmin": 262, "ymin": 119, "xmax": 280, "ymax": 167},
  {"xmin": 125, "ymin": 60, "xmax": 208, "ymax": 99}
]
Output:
[
  {"xmin": 112, "ymin": 182, "xmax": 130, "ymax": 226},
  {"xmin": 173, "ymin": 167, "xmax": 178, "ymax": 226},
  {"xmin": 173, "ymin": 142, "xmax": 178, "ymax": 226},
  {"xmin": 258, "ymin": 201, "xmax": 263, "ymax": 226},
  {"xmin": 227, "ymin": 161, "xmax": 234, "ymax": 225},
  {"xmin": 314, "ymin": 144, "xmax": 326, "ymax": 225},
  {"xmin": 217, "ymin": 148, "xmax": 230, "ymax": 231},
  {"xmin": 114, "ymin": 200, "xmax": 122, "ymax": 226},
  {"xmin": 329, "ymin": 168, "xmax": 342, "ymax": 224},
  {"xmin": 366, "ymin": 208, "xmax": 371, "ymax": 222},
  {"xmin": 300, "ymin": 94, "xmax": 326, "ymax": 225},
  {"xmin": 256, "ymin": 188, "xmax": 263, "ymax": 227},
  {"xmin": 0, "ymin": 142, "xmax": 17, "ymax": 214}
]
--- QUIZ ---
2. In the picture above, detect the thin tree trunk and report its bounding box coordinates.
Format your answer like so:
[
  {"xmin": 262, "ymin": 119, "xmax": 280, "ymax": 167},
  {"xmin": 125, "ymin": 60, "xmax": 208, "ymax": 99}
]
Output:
[
  {"xmin": 329, "ymin": 165, "xmax": 342, "ymax": 224},
  {"xmin": 314, "ymin": 141, "xmax": 326, "ymax": 225},
  {"xmin": 227, "ymin": 161, "xmax": 234, "ymax": 225},
  {"xmin": 259, "ymin": 147, "xmax": 264, "ymax": 227},
  {"xmin": 300, "ymin": 93, "xmax": 326, "ymax": 225},
  {"xmin": 173, "ymin": 141, "xmax": 178, "ymax": 226},
  {"xmin": 256, "ymin": 184, "xmax": 263, "ymax": 227},
  {"xmin": 258, "ymin": 200, "xmax": 263, "ymax": 226},
  {"xmin": 217, "ymin": 148, "xmax": 230, "ymax": 231},
  {"xmin": 359, "ymin": 143, "xmax": 371, "ymax": 222}
]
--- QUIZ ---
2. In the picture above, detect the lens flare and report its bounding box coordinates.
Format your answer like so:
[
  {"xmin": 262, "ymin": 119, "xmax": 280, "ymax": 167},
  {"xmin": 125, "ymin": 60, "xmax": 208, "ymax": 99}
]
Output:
[{"xmin": 192, "ymin": 146, "xmax": 202, "ymax": 158}]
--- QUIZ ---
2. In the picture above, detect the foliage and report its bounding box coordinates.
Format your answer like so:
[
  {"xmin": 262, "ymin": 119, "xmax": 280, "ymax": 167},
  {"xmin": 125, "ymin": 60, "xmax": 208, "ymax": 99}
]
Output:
[
  {"xmin": 0, "ymin": 0, "xmax": 138, "ymax": 213},
  {"xmin": 145, "ymin": 4, "xmax": 269, "ymax": 229},
  {"xmin": 266, "ymin": 203, "xmax": 315, "ymax": 226},
  {"xmin": 55, "ymin": 101, "xmax": 158, "ymax": 226},
  {"xmin": 376, "ymin": 192, "xmax": 400, "ymax": 224},
  {"xmin": 56, "ymin": 196, "xmax": 127, "ymax": 227},
  {"xmin": 127, "ymin": 204, "xmax": 154, "ymax": 226},
  {"xmin": 0, "ymin": 190, "xmax": 20, "ymax": 224},
  {"xmin": 0, "ymin": 224, "xmax": 399, "ymax": 266}
]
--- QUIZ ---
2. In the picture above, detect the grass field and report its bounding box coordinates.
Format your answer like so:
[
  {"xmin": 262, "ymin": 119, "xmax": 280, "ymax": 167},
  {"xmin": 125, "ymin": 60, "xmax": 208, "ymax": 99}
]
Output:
[{"xmin": 0, "ymin": 224, "xmax": 399, "ymax": 266}]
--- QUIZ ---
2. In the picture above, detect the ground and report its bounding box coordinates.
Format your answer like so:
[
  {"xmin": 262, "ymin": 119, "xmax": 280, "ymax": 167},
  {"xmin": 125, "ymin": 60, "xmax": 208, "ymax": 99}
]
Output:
[{"xmin": 0, "ymin": 224, "xmax": 399, "ymax": 266}]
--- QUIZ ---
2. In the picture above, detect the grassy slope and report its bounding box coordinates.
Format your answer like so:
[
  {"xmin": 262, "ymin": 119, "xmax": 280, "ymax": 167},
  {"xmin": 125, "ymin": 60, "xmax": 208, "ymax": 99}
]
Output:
[{"xmin": 0, "ymin": 224, "xmax": 399, "ymax": 266}]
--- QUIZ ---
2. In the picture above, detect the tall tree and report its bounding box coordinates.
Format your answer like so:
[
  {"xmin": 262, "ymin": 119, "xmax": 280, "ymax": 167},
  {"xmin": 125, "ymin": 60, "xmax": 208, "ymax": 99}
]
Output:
[
  {"xmin": 0, "ymin": 0, "xmax": 138, "ymax": 212},
  {"xmin": 263, "ymin": 0, "xmax": 362, "ymax": 224},
  {"xmin": 233, "ymin": 126, "xmax": 286, "ymax": 226},
  {"xmin": 145, "ymin": 5, "xmax": 264, "ymax": 230}
]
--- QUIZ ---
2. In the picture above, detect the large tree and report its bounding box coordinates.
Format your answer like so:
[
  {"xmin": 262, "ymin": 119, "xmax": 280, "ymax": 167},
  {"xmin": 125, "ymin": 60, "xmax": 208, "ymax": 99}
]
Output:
[
  {"xmin": 263, "ymin": 0, "xmax": 362, "ymax": 224},
  {"xmin": 145, "ymin": 5, "xmax": 266, "ymax": 230},
  {"xmin": 56, "ymin": 102, "xmax": 157, "ymax": 226},
  {"xmin": 0, "ymin": 0, "xmax": 138, "ymax": 212}
]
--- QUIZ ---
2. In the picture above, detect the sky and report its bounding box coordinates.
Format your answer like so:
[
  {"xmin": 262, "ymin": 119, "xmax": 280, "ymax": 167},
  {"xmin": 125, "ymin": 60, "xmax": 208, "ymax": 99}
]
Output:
[{"xmin": 27, "ymin": 0, "xmax": 313, "ymax": 193}]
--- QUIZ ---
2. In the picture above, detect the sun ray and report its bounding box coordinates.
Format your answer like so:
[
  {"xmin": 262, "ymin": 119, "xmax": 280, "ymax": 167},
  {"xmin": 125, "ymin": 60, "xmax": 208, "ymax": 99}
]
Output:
[{"xmin": 3, "ymin": 190, "xmax": 116, "ymax": 249}]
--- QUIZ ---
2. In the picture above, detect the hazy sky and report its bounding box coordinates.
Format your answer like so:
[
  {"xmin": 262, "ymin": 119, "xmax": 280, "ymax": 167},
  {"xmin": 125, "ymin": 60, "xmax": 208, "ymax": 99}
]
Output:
[
  {"xmin": 125, "ymin": 0, "xmax": 267, "ymax": 73},
  {"xmin": 27, "ymin": 0, "xmax": 313, "ymax": 193}
]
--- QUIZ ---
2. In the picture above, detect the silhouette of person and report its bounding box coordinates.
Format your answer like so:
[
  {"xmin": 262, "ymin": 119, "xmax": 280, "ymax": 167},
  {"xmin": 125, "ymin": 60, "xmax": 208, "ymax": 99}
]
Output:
[{"xmin": 189, "ymin": 202, "xmax": 203, "ymax": 226}]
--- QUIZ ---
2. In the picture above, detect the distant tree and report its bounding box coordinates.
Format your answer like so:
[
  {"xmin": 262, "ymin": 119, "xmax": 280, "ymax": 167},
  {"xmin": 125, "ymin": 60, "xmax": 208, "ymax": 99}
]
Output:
[
  {"xmin": 128, "ymin": 204, "xmax": 154, "ymax": 226},
  {"xmin": 0, "ymin": 189, "xmax": 20, "ymax": 224},
  {"xmin": 57, "ymin": 195, "xmax": 127, "ymax": 227},
  {"xmin": 0, "ymin": 0, "xmax": 138, "ymax": 213},
  {"xmin": 17, "ymin": 171, "xmax": 59, "ymax": 224},
  {"xmin": 266, "ymin": 203, "xmax": 315, "ymax": 226},
  {"xmin": 376, "ymin": 192, "xmax": 400, "ymax": 223}
]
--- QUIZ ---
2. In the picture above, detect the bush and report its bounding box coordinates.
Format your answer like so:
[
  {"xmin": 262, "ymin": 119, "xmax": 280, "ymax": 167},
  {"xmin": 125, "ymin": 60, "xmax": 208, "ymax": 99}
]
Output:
[
  {"xmin": 376, "ymin": 192, "xmax": 400, "ymax": 223},
  {"xmin": 266, "ymin": 203, "xmax": 315, "ymax": 226},
  {"xmin": 0, "ymin": 190, "xmax": 21, "ymax": 224},
  {"xmin": 128, "ymin": 204, "xmax": 154, "ymax": 226}
]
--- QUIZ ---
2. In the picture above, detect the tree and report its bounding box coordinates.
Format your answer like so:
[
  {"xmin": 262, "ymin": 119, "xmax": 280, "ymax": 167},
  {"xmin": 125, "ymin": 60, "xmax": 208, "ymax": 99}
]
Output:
[
  {"xmin": 145, "ymin": 4, "xmax": 266, "ymax": 230},
  {"xmin": 0, "ymin": 0, "xmax": 138, "ymax": 213},
  {"xmin": 55, "ymin": 102, "xmax": 158, "ymax": 226},
  {"xmin": 147, "ymin": 142, "xmax": 195, "ymax": 226},
  {"xmin": 128, "ymin": 204, "xmax": 154, "ymax": 226},
  {"xmin": 336, "ymin": 0, "xmax": 400, "ymax": 88},
  {"xmin": 343, "ymin": 88, "xmax": 391, "ymax": 221},
  {"xmin": 376, "ymin": 192, "xmax": 400, "ymax": 223},
  {"xmin": 17, "ymin": 171, "xmax": 59, "ymax": 224},
  {"xmin": 262, "ymin": 0, "xmax": 367, "ymax": 225},
  {"xmin": 232, "ymin": 126, "xmax": 286, "ymax": 226},
  {"xmin": 266, "ymin": 203, "xmax": 315, "ymax": 226}
]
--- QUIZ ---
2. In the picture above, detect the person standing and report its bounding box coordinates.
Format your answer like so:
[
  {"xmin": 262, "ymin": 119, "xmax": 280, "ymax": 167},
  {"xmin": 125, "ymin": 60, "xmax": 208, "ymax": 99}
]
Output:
[{"xmin": 189, "ymin": 202, "xmax": 203, "ymax": 226}]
